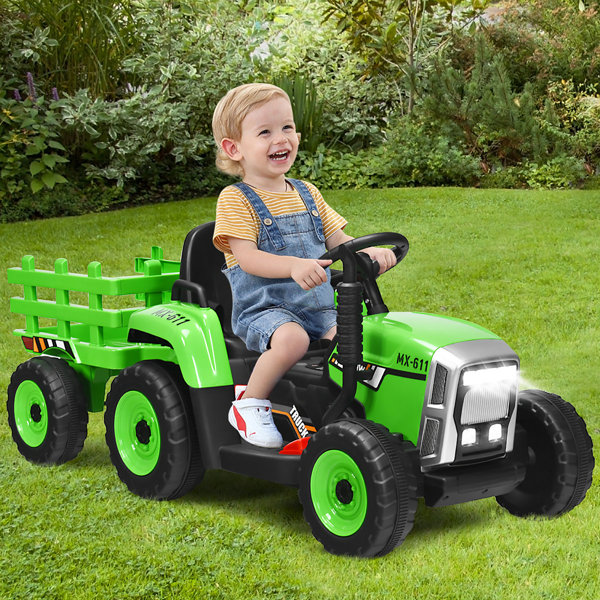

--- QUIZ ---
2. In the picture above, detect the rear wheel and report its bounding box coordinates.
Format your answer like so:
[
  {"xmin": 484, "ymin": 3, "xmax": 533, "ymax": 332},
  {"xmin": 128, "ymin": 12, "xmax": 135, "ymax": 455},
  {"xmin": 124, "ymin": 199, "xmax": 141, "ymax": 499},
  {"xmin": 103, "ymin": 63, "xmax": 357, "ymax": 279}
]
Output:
[
  {"xmin": 298, "ymin": 419, "xmax": 419, "ymax": 557},
  {"xmin": 7, "ymin": 356, "xmax": 88, "ymax": 465},
  {"xmin": 105, "ymin": 360, "xmax": 204, "ymax": 500},
  {"xmin": 497, "ymin": 390, "xmax": 594, "ymax": 517}
]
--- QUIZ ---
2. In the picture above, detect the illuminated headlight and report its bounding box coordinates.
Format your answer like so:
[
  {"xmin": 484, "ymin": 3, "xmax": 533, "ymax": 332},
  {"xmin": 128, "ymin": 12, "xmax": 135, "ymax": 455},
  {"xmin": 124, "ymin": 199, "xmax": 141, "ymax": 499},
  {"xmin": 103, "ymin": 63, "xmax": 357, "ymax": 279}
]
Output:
[
  {"xmin": 488, "ymin": 423, "xmax": 503, "ymax": 442},
  {"xmin": 460, "ymin": 364, "xmax": 517, "ymax": 426},
  {"xmin": 461, "ymin": 428, "xmax": 477, "ymax": 446},
  {"xmin": 462, "ymin": 365, "xmax": 518, "ymax": 387}
]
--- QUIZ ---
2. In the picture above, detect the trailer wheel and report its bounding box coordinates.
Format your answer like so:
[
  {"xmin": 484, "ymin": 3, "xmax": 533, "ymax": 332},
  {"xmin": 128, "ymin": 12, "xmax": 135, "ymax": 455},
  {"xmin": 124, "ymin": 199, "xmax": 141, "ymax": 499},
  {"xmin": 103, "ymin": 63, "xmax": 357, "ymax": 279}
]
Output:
[
  {"xmin": 298, "ymin": 419, "xmax": 419, "ymax": 557},
  {"xmin": 105, "ymin": 360, "xmax": 204, "ymax": 500},
  {"xmin": 497, "ymin": 390, "xmax": 594, "ymax": 517},
  {"xmin": 7, "ymin": 356, "xmax": 88, "ymax": 465}
]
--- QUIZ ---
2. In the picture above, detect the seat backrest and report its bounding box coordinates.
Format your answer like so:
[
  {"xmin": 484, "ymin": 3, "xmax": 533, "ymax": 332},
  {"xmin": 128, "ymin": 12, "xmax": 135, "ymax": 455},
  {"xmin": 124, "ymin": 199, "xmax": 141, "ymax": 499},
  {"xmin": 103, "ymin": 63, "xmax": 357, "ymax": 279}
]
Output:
[{"xmin": 175, "ymin": 221, "xmax": 234, "ymax": 335}]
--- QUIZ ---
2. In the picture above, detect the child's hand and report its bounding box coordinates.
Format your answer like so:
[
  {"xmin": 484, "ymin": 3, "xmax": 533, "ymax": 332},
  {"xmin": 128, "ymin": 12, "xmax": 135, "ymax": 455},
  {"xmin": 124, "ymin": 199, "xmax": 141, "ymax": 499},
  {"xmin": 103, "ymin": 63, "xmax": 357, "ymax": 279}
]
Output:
[
  {"xmin": 362, "ymin": 247, "xmax": 397, "ymax": 274},
  {"xmin": 291, "ymin": 258, "xmax": 333, "ymax": 290}
]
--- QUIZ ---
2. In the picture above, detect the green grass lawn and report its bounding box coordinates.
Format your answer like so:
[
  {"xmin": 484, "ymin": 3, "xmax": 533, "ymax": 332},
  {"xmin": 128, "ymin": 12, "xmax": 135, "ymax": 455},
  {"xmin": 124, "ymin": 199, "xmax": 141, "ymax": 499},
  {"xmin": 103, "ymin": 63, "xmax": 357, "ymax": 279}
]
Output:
[{"xmin": 1, "ymin": 187, "xmax": 599, "ymax": 599}]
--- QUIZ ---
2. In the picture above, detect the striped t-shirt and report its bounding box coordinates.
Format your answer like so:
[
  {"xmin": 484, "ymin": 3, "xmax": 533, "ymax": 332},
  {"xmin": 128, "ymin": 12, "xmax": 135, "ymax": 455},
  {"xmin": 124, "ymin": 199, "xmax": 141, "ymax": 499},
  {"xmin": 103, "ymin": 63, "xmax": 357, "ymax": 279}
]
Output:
[{"xmin": 213, "ymin": 181, "xmax": 347, "ymax": 267}]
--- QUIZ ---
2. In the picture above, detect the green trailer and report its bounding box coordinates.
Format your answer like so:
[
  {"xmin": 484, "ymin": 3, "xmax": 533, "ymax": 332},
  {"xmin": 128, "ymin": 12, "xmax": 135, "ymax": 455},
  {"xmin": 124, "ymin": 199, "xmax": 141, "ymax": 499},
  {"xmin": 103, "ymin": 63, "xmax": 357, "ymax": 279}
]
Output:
[{"xmin": 6, "ymin": 225, "xmax": 595, "ymax": 557}]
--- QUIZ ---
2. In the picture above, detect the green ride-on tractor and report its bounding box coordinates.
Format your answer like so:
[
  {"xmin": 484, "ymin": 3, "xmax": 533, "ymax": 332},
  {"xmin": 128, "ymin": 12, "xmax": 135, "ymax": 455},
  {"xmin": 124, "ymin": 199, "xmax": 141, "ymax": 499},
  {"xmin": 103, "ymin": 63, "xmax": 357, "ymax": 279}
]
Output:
[{"xmin": 6, "ymin": 224, "xmax": 595, "ymax": 557}]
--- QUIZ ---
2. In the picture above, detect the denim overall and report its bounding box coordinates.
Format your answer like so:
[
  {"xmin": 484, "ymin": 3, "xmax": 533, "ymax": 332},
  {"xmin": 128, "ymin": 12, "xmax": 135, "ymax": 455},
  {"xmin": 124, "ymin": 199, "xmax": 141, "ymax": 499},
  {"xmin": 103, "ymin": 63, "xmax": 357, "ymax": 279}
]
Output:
[{"xmin": 223, "ymin": 179, "xmax": 337, "ymax": 353}]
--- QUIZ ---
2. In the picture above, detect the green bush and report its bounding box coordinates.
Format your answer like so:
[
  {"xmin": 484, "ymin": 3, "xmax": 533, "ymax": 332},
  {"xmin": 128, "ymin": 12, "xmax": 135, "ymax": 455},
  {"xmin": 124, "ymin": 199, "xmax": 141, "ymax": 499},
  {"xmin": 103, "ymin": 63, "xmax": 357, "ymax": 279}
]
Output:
[
  {"xmin": 480, "ymin": 157, "xmax": 587, "ymax": 190},
  {"xmin": 294, "ymin": 119, "xmax": 480, "ymax": 189},
  {"xmin": 59, "ymin": 86, "xmax": 213, "ymax": 187},
  {"xmin": 524, "ymin": 157, "xmax": 587, "ymax": 189},
  {"xmin": 484, "ymin": 0, "xmax": 600, "ymax": 92},
  {"xmin": 544, "ymin": 79, "xmax": 600, "ymax": 168},
  {"xmin": 478, "ymin": 167, "xmax": 526, "ymax": 190},
  {"xmin": 422, "ymin": 37, "xmax": 558, "ymax": 166},
  {"xmin": 2, "ymin": 0, "xmax": 600, "ymax": 221},
  {"xmin": 0, "ymin": 80, "xmax": 68, "ymax": 199},
  {"xmin": 6, "ymin": 0, "xmax": 141, "ymax": 99},
  {"xmin": 581, "ymin": 175, "xmax": 600, "ymax": 189},
  {"xmin": 0, "ymin": 178, "xmax": 126, "ymax": 223}
]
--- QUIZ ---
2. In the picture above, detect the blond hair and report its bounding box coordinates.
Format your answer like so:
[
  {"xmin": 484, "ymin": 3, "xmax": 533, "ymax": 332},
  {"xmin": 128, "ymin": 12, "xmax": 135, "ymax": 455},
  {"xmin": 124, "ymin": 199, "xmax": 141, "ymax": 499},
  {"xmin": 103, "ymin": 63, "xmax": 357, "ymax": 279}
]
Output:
[{"xmin": 212, "ymin": 83, "xmax": 291, "ymax": 177}]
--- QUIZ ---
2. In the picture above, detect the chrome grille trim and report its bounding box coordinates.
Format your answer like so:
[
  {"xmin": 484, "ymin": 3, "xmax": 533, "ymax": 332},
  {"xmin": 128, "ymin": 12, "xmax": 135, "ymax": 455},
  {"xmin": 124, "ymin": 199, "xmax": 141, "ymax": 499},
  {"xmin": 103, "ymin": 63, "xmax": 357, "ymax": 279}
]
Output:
[
  {"xmin": 430, "ymin": 365, "xmax": 447, "ymax": 405},
  {"xmin": 461, "ymin": 384, "xmax": 511, "ymax": 425},
  {"xmin": 418, "ymin": 339, "xmax": 520, "ymax": 471},
  {"xmin": 420, "ymin": 418, "xmax": 440, "ymax": 457}
]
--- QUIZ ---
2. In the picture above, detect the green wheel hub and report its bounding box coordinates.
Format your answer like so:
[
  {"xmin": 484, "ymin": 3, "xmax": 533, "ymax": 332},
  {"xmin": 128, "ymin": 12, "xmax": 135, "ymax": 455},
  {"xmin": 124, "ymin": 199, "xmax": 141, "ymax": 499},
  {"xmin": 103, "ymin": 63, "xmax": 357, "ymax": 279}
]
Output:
[
  {"xmin": 13, "ymin": 380, "xmax": 48, "ymax": 447},
  {"xmin": 310, "ymin": 450, "xmax": 368, "ymax": 537},
  {"xmin": 114, "ymin": 391, "xmax": 161, "ymax": 476}
]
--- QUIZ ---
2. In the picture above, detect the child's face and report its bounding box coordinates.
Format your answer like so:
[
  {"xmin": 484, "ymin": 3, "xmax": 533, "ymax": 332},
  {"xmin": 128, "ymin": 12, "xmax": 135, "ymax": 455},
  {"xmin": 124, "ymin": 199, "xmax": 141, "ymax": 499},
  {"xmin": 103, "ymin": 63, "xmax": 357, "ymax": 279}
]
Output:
[{"xmin": 225, "ymin": 95, "xmax": 299, "ymax": 186}]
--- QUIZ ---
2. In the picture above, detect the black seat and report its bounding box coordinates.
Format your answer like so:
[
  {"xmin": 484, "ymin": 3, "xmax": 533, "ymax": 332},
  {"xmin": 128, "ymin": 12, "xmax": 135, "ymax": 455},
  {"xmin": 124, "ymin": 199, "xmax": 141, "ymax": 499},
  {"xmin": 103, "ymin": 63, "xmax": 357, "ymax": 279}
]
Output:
[
  {"xmin": 172, "ymin": 222, "xmax": 253, "ymax": 357},
  {"xmin": 172, "ymin": 221, "xmax": 337, "ymax": 361}
]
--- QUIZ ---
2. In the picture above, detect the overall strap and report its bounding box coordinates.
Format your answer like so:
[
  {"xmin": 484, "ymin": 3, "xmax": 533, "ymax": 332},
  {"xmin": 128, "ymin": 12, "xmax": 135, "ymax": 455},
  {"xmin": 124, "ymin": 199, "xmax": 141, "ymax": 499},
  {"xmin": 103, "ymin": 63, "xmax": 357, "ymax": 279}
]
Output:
[
  {"xmin": 286, "ymin": 179, "xmax": 326, "ymax": 242},
  {"xmin": 233, "ymin": 182, "xmax": 286, "ymax": 250}
]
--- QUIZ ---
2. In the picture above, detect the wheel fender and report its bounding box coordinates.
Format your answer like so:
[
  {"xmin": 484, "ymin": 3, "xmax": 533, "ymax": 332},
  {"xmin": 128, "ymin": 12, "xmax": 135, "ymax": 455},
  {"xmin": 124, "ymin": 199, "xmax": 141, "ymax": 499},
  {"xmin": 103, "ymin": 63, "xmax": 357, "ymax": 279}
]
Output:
[{"xmin": 128, "ymin": 303, "xmax": 232, "ymax": 388}]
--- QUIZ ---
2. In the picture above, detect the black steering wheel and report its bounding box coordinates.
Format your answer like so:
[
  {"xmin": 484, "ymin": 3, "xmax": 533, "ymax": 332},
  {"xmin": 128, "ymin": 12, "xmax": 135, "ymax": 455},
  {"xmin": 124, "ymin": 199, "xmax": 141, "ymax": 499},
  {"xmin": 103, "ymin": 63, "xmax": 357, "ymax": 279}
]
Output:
[
  {"xmin": 320, "ymin": 232, "xmax": 409, "ymax": 314},
  {"xmin": 320, "ymin": 232, "xmax": 409, "ymax": 273}
]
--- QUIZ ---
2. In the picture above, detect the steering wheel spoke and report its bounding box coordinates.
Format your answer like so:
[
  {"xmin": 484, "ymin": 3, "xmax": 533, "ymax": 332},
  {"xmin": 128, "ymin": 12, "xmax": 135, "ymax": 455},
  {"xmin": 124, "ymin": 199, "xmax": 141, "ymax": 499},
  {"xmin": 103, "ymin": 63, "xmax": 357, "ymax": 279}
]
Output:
[
  {"xmin": 320, "ymin": 232, "xmax": 409, "ymax": 267},
  {"xmin": 320, "ymin": 232, "xmax": 409, "ymax": 315}
]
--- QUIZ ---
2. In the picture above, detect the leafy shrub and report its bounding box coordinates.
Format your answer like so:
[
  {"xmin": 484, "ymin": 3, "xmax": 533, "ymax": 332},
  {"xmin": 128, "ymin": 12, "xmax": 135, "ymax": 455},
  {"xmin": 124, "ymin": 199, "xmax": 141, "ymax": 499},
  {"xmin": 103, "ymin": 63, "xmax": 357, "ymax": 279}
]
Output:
[
  {"xmin": 422, "ymin": 37, "xmax": 560, "ymax": 166},
  {"xmin": 478, "ymin": 166, "xmax": 526, "ymax": 190},
  {"xmin": 581, "ymin": 175, "xmax": 600, "ymax": 189},
  {"xmin": 544, "ymin": 79, "xmax": 600, "ymax": 168},
  {"xmin": 484, "ymin": 0, "xmax": 600, "ymax": 91},
  {"xmin": 6, "ymin": 0, "xmax": 140, "ymax": 99},
  {"xmin": 0, "ymin": 77, "xmax": 68, "ymax": 200},
  {"xmin": 294, "ymin": 119, "xmax": 480, "ymax": 189},
  {"xmin": 0, "ymin": 176, "xmax": 125, "ymax": 223},
  {"xmin": 479, "ymin": 157, "xmax": 587, "ymax": 190},
  {"xmin": 59, "ymin": 85, "xmax": 213, "ymax": 187},
  {"xmin": 524, "ymin": 157, "xmax": 587, "ymax": 189}
]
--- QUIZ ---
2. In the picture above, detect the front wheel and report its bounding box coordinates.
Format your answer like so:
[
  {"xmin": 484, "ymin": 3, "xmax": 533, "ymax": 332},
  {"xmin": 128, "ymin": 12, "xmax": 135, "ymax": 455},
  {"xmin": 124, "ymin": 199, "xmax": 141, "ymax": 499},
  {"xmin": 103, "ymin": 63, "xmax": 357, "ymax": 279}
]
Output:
[
  {"xmin": 298, "ymin": 419, "xmax": 419, "ymax": 557},
  {"xmin": 7, "ymin": 356, "xmax": 88, "ymax": 465},
  {"xmin": 105, "ymin": 360, "xmax": 204, "ymax": 500},
  {"xmin": 497, "ymin": 390, "xmax": 594, "ymax": 517}
]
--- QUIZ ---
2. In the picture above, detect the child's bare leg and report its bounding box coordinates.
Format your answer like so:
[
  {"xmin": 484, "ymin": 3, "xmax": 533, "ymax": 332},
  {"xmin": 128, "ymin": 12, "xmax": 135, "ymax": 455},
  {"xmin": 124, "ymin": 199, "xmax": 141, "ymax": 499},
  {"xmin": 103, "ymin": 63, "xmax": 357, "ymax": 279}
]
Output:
[
  {"xmin": 323, "ymin": 325, "xmax": 336, "ymax": 340},
  {"xmin": 243, "ymin": 322, "xmax": 310, "ymax": 400}
]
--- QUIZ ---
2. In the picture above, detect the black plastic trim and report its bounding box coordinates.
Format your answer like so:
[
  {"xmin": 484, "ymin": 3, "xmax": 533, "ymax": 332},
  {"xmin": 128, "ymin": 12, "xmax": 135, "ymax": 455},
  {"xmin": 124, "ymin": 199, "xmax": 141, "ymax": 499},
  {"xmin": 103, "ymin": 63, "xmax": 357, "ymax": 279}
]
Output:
[
  {"xmin": 171, "ymin": 279, "xmax": 208, "ymax": 307},
  {"xmin": 423, "ymin": 426, "xmax": 528, "ymax": 507},
  {"xmin": 219, "ymin": 444, "xmax": 300, "ymax": 487}
]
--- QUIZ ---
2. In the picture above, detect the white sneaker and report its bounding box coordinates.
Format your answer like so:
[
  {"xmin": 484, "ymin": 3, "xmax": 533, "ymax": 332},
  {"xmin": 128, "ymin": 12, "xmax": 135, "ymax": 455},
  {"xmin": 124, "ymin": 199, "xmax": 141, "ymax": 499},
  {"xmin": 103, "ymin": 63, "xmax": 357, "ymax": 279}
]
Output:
[{"xmin": 228, "ymin": 398, "xmax": 283, "ymax": 449}]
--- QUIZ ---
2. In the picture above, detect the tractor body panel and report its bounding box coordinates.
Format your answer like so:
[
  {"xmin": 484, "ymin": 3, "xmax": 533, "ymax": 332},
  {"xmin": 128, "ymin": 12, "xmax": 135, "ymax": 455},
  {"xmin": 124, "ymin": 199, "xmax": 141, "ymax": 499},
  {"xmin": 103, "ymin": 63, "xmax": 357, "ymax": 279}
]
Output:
[
  {"xmin": 329, "ymin": 311, "xmax": 503, "ymax": 445},
  {"xmin": 127, "ymin": 302, "xmax": 233, "ymax": 389}
]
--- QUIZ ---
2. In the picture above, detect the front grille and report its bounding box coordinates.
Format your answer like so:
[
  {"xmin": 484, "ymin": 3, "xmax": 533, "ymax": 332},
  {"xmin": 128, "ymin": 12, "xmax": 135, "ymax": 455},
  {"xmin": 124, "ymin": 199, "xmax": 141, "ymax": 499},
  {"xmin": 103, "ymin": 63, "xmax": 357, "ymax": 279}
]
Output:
[
  {"xmin": 461, "ymin": 383, "xmax": 511, "ymax": 425},
  {"xmin": 420, "ymin": 418, "xmax": 440, "ymax": 456},
  {"xmin": 430, "ymin": 365, "xmax": 447, "ymax": 405}
]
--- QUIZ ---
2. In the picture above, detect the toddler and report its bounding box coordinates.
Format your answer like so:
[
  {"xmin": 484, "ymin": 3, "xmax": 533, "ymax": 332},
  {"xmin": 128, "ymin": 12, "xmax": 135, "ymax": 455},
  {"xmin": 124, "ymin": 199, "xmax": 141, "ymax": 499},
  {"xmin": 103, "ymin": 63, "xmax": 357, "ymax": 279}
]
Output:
[{"xmin": 212, "ymin": 83, "xmax": 395, "ymax": 448}]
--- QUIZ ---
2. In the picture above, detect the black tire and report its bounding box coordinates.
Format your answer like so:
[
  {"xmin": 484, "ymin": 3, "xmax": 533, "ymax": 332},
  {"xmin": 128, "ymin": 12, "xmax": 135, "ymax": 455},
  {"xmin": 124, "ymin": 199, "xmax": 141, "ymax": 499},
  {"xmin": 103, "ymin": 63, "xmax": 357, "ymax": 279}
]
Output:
[
  {"xmin": 298, "ymin": 419, "xmax": 419, "ymax": 557},
  {"xmin": 105, "ymin": 360, "xmax": 204, "ymax": 500},
  {"xmin": 7, "ymin": 356, "xmax": 88, "ymax": 465},
  {"xmin": 497, "ymin": 390, "xmax": 594, "ymax": 517}
]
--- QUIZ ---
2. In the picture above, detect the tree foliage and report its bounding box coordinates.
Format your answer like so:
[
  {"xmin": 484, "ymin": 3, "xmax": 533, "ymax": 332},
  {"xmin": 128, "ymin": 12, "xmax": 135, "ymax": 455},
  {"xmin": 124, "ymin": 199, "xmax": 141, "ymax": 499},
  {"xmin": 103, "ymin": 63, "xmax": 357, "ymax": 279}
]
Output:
[
  {"xmin": 2, "ymin": 0, "xmax": 600, "ymax": 221},
  {"xmin": 5, "ymin": 0, "xmax": 141, "ymax": 99},
  {"xmin": 483, "ymin": 0, "xmax": 600, "ymax": 91},
  {"xmin": 322, "ymin": 0, "xmax": 489, "ymax": 112},
  {"xmin": 423, "ymin": 37, "xmax": 553, "ymax": 166}
]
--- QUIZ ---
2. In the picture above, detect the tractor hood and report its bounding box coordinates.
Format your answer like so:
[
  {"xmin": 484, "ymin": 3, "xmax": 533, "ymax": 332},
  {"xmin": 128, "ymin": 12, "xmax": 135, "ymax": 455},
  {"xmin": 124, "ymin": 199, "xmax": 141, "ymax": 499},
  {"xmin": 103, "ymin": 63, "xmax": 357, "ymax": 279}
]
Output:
[
  {"xmin": 362, "ymin": 311, "xmax": 502, "ymax": 374},
  {"xmin": 329, "ymin": 311, "xmax": 513, "ymax": 447}
]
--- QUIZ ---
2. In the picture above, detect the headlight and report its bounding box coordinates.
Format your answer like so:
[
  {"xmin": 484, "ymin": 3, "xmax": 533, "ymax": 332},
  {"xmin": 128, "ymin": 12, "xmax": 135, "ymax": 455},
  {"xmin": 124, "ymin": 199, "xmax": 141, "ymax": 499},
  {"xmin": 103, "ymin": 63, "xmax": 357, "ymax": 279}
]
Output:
[
  {"xmin": 488, "ymin": 423, "xmax": 503, "ymax": 442},
  {"xmin": 419, "ymin": 341, "xmax": 520, "ymax": 470},
  {"xmin": 461, "ymin": 428, "xmax": 477, "ymax": 446},
  {"xmin": 460, "ymin": 363, "xmax": 518, "ymax": 426},
  {"xmin": 461, "ymin": 365, "xmax": 518, "ymax": 387}
]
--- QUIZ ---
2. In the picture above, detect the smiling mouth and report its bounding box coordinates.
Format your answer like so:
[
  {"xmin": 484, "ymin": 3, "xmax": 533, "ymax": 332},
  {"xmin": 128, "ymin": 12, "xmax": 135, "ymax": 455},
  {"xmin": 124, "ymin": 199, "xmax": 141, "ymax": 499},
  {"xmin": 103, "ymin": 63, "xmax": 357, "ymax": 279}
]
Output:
[{"xmin": 269, "ymin": 151, "xmax": 289, "ymax": 161}]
